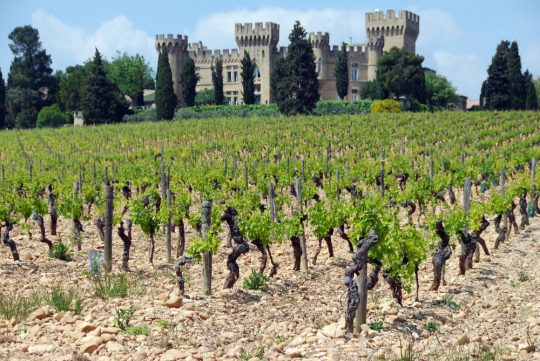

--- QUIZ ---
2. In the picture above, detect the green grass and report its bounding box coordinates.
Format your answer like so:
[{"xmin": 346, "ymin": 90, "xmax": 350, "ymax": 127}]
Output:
[
  {"xmin": 243, "ymin": 269, "xmax": 269, "ymax": 292},
  {"xmin": 48, "ymin": 287, "xmax": 83, "ymax": 315},
  {"xmin": 125, "ymin": 325, "xmax": 149, "ymax": 336},
  {"xmin": 91, "ymin": 273, "xmax": 129, "ymax": 298},
  {"xmin": 369, "ymin": 320, "xmax": 384, "ymax": 332},
  {"xmin": 423, "ymin": 321, "xmax": 440, "ymax": 332},
  {"xmin": 0, "ymin": 291, "xmax": 45, "ymax": 323},
  {"xmin": 436, "ymin": 295, "xmax": 460, "ymax": 310}
]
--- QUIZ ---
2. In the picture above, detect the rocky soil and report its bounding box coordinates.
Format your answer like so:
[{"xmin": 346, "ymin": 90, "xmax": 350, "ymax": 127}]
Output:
[{"xmin": 1, "ymin": 212, "xmax": 540, "ymax": 361}]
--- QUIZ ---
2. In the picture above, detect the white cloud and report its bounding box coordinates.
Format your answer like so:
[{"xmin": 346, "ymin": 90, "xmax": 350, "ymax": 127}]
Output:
[
  {"xmin": 190, "ymin": 7, "xmax": 368, "ymax": 50},
  {"xmin": 434, "ymin": 51, "xmax": 485, "ymax": 98},
  {"xmin": 31, "ymin": 9, "xmax": 155, "ymax": 70},
  {"xmin": 416, "ymin": 9, "xmax": 460, "ymax": 52},
  {"xmin": 523, "ymin": 44, "xmax": 540, "ymax": 76}
]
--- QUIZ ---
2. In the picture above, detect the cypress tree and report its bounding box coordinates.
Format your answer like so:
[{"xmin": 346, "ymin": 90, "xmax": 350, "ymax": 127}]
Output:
[
  {"xmin": 506, "ymin": 41, "xmax": 525, "ymax": 109},
  {"xmin": 335, "ymin": 43, "xmax": 349, "ymax": 100},
  {"xmin": 155, "ymin": 48, "xmax": 176, "ymax": 119},
  {"xmin": 0, "ymin": 68, "xmax": 5, "ymax": 129},
  {"xmin": 274, "ymin": 21, "xmax": 319, "ymax": 115},
  {"xmin": 241, "ymin": 52, "xmax": 256, "ymax": 105},
  {"xmin": 81, "ymin": 48, "xmax": 119, "ymax": 124},
  {"xmin": 211, "ymin": 58, "xmax": 224, "ymax": 105},
  {"xmin": 524, "ymin": 70, "xmax": 538, "ymax": 110},
  {"xmin": 271, "ymin": 58, "xmax": 287, "ymax": 104},
  {"xmin": 485, "ymin": 41, "xmax": 511, "ymax": 110},
  {"xmin": 180, "ymin": 57, "xmax": 198, "ymax": 107},
  {"xmin": 479, "ymin": 80, "xmax": 487, "ymax": 108}
]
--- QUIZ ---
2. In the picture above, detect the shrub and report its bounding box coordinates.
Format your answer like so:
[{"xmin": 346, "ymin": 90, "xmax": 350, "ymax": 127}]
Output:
[
  {"xmin": 91, "ymin": 273, "xmax": 129, "ymax": 298},
  {"xmin": 371, "ymin": 99, "xmax": 401, "ymax": 113},
  {"xmin": 195, "ymin": 88, "xmax": 215, "ymax": 106},
  {"xmin": 48, "ymin": 287, "xmax": 83, "ymax": 315},
  {"xmin": 175, "ymin": 104, "xmax": 279, "ymax": 120},
  {"xmin": 49, "ymin": 242, "xmax": 72, "ymax": 261},
  {"xmin": 36, "ymin": 104, "xmax": 71, "ymax": 128},
  {"xmin": 243, "ymin": 269, "xmax": 269, "ymax": 292},
  {"xmin": 314, "ymin": 99, "xmax": 372, "ymax": 115},
  {"xmin": 122, "ymin": 108, "xmax": 157, "ymax": 122}
]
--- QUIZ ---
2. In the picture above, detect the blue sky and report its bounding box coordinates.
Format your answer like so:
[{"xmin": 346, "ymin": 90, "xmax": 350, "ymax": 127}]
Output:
[{"xmin": 1, "ymin": 0, "xmax": 539, "ymax": 98}]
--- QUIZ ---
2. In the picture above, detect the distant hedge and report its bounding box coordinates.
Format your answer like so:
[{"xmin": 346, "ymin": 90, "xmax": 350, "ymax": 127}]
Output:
[{"xmin": 122, "ymin": 99, "xmax": 374, "ymax": 122}]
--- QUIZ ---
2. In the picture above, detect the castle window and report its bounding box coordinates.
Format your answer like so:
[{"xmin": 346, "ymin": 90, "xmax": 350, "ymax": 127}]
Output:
[
  {"xmin": 253, "ymin": 67, "xmax": 260, "ymax": 79},
  {"xmin": 351, "ymin": 64, "xmax": 359, "ymax": 81},
  {"xmin": 233, "ymin": 71, "xmax": 238, "ymax": 82},
  {"xmin": 227, "ymin": 71, "xmax": 232, "ymax": 83},
  {"xmin": 352, "ymin": 88, "xmax": 359, "ymax": 101},
  {"xmin": 316, "ymin": 58, "xmax": 322, "ymax": 74}
]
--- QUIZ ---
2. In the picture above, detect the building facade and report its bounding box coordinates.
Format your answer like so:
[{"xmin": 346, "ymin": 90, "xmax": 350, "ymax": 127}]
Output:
[{"xmin": 155, "ymin": 9, "xmax": 419, "ymax": 105}]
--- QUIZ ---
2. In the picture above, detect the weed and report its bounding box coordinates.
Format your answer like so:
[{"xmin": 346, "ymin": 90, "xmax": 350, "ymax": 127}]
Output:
[
  {"xmin": 423, "ymin": 321, "xmax": 440, "ymax": 332},
  {"xmin": 526, "ymin": 326, "xmax": 537, "ymax": 351},
  {"xmin": 0, "ymin": 291, "xmax": 45, "ymax": 323},
  {"xmin": 112, "ymin": 306, "xmax": 136, "ymax": 330},
  {"xmin": 90, "ymin": 273, "xmax": 142, "ymax": 299},
  {"xmin": 49, "ymin": 242, "xmax": 72, "ymax": 261},
  {"xmin": 125, "ymin": 325, "xmax": 149, "ymax": 336},
  {"xmin": 274, "ymin": 335, "xmax": 287, "ymax": 344},
  {"xmin": 518, "ymin": 271, "xmax": 529, "ymax": 282},
  {"xmin": 243, "ymin": 269, "xmax": 269, "ymax": 292},
  {"xmin": 436, "ymin": 295, "xmax": 460, "ymax": 310},
  {"xmin": 369, "ymin": 320, "xmax": 384, "ymax": 332},
  {"xmin": 48, "ymin": 287, "xmax": 83, "ymax": 315}
]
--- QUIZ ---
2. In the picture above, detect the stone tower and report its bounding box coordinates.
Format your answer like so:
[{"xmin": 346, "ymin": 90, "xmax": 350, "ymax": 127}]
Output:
[
  {"xmin": 367, "ymin": 36, "xmax": 384, "ymax": 81},
  {"xmin": 235, "ymin": 22, "xmax": 279, "ymax": 104},
  {"xmin": 365, "ymin": 10, "xmax": 419, "ymax": 53},
  {"xmin": 309, "ymin": 32, "xmax": 332, "ymax": 97},
  {"xmin": 155, "ymin": 34, "xmax": 189, "ymax": 105}
]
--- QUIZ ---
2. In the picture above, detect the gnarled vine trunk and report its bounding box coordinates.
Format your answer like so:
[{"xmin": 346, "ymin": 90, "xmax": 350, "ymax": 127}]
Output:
[
  {"xmin": 2, "ymin": 224, "xmax": 20, "ymax": 261},
  {"xmin": 344, "ymin": 230, "xmax": 379, "ymax": 335},
  {"xmin": 429, "ymin": 221, "xmax": 452, "ymax": 291},
  {"xmin": 117, "ymin": 220, "xmax": 132, "ymax": 271},
  {"xmin": 458, "ymin": 230, "xmax": 476, "ymax": 275},
  {"xmin": 493, "ymin": 214, "xmax": 507, "ymax": 249},
  {"xmin": 36, "ymin": 214, "xmax": 52, "ymax": 251},
  {"xmin": 471, "ymin": 216, "xmax": 490, "ymax": 264},
  {"xmin": 175, "ymin": 256, "xmax": 193, "ymax": 296},
  {"xmin": 221, "ymin": 206, "xmax": 250, "ymax": 288},
  {"xmin": 291, "ymin": 235, "xmax": 302, "ymax": 271},
  {"xmin": 519, "ymin": 194, "xmax": 529, "ymax": 229},
  {"xmin": 337, "ymin": 223, "xmax": 354, "ymax": 252},
  {"xmin": 312, "ymin": 228, "xmax": 334, "ymax": 265},
  {"xmin": 176, "ymin": 219, "xmax": 186, "ymax": 257}
]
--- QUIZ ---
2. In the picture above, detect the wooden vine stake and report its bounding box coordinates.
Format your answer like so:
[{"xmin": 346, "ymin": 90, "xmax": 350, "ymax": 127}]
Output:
[
  {"xmin": 201, "ymin": 200, "xmax": 213, "ymax": 295},
  {"xmin": 531, "ymin": 159, "xmax": 537, "ymax": 219},
  {"xmin": 104, "ymin": 185, "xmax": 114, "ymax": 273},
  {"xmin": 166, "ymin": 189, "xmax": 173, "ymax": 263},
  {"xmin": 500, "ymin": 169, "xmax": 510, "ymax": 242},
  {"xmin": 268, "ymin": 182, "xmax": 277, "ymax": 222},
  {"xmin": 295, "ymin": 177, "xmax": 308, "ymax": 271},
  {"xmin": 244, "ymin": 165, "xmax": 248, "ymax": 190}
]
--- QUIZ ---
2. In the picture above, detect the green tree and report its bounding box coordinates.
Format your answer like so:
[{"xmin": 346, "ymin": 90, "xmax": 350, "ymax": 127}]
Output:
[
  {"xmin": 273, "ymin": 21, "xmax": 319, "ymax": 115},
  {"xmin": 81, "ymin": 48, "xmax": 125, "ymax": 124},
  {"xmin": 376, "ymin": 47, "xmax": 425, "ymax": 102},
  {"xmin": 535, "ymin": 77, "xmax": 540, "ymax": 108},
  {"xmin": 0, "ymin": 68, "xmax": 5, "ymax": 129},
  {"xmin": 524, "ymin": 70, "xmax": 538, "ymax": 110},
  {"xmin": 361, "ymin": 80, "xmax": 383, "ymax": 100},
  {"xmin": 334, "ymin": 43, "xmax": 349, "ymax": 100},
  {"xmin": 211, "ymin": 58, "xmax": 224, "ymax": 105},
  {"xmin": 57, "ymin": 65, "xmax": 87, "ymax": 111},
  {"xmin": 506, "ymin": 42, "xmax": 526, "ymax": 110},
  {"xmin": 483, "ymin": 41, "xmax": 511, "ymax": 110},
  {"xmin": 36, "ymin": 104, "xmax": 70, "ymax": 128},
  {"xmin": 180, "ymin": 57, "xmax": 198, "ymax": 107},
  {"xmin": 108, "ymin": 52, "xmax": 154, "ymax": 106},
  {"xmin": 195, "ymin": 88, "xmax": 215, "ymax": 106},
  {"xmin": 241, "ymin": 52, "xmax": 256, "ymax": 105},
  {"xmin": 271, "ymin": 58, "xmax": 287, "ymax": 104},
  {"xmin": 424, "ymin": 71, "xmax": 458, "ymax": 109},
  {"xmin": 155, "ymin": 49, "xmax": 176, "ymax": 120},
  {"xmin": 6, "ymin": 26, "xmax": 54, "ymax": 128}
]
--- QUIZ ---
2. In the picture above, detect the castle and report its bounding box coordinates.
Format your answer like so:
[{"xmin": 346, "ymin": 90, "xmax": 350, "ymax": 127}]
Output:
[{"xmin": 155, "ymin": 9, "xmax": 419, "ymax": 105}]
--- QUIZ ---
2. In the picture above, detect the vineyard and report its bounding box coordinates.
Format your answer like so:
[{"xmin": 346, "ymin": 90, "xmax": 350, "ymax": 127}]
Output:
[{"xmin": 1, "ymin": 111, "xmax": 540, "ymax": 360}]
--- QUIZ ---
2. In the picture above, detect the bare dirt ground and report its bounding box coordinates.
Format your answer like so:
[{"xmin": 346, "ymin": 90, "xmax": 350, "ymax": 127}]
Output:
[{"xmin": 1, "ymin": 211, "xmax": 539, "ymax": 361}]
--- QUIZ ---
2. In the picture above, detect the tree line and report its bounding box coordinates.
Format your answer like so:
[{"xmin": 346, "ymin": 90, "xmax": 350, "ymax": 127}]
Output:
[{"xmin": 0, "ymin": 26, "xmax": 154, "ymax": 128}]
